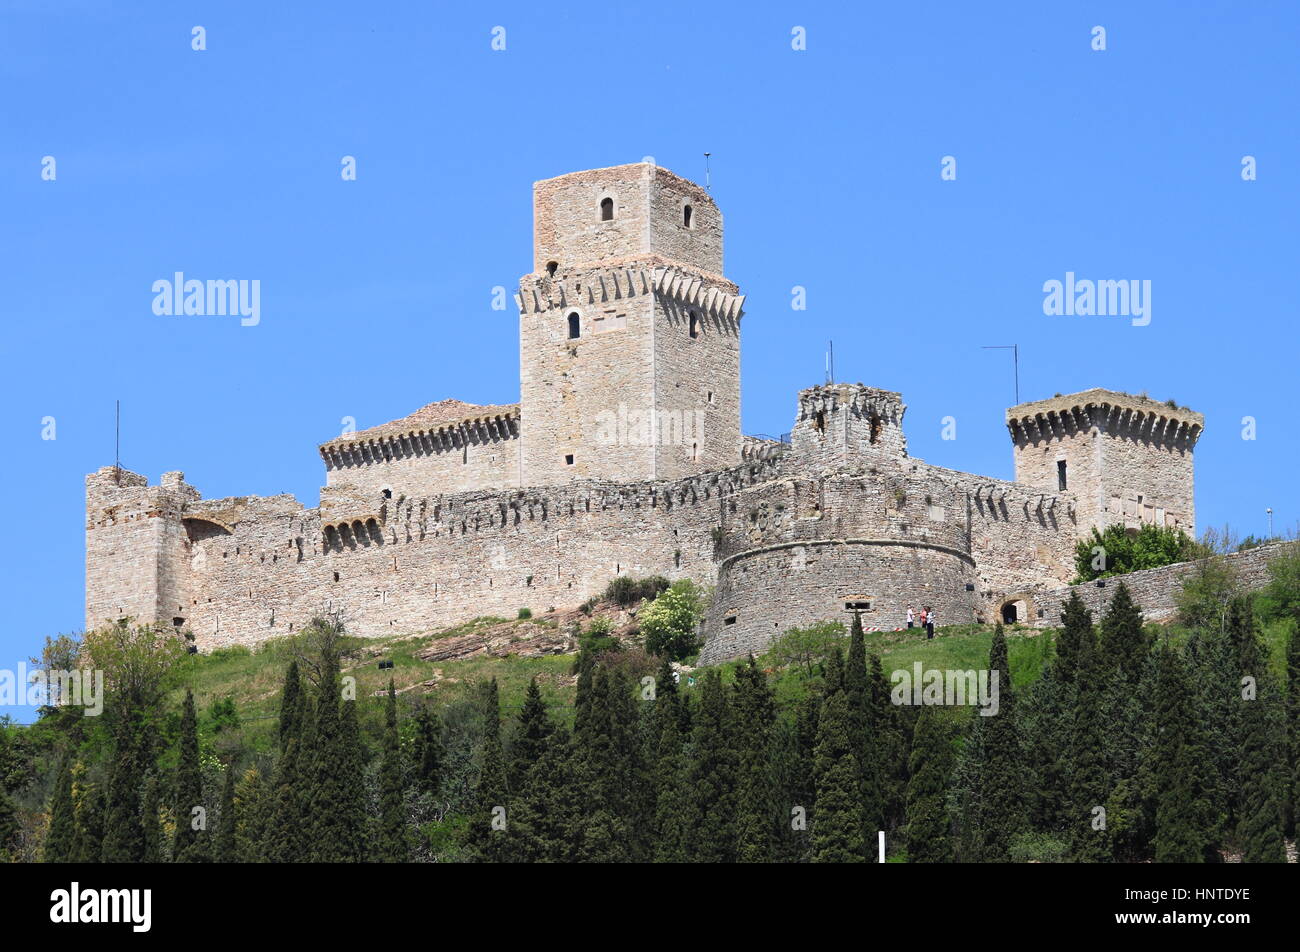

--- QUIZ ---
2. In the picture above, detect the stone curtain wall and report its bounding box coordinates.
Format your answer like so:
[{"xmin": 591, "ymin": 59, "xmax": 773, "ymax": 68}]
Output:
[
  {"xmin": 86, "ymin": 459, "xmax": 783, "ymax": 651},
  {"xmin": 1030, "ymin": 540, "xmax": 1298, "ymax": 626},
  {"xmin": 322, "ymin": 424, "xmax": 520, "ymax": 499}
]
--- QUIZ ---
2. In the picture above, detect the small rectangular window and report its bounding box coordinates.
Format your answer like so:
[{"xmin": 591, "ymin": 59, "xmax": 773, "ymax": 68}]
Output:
[
  {"xmin": 724, "ymin": 614, "xmax": 736, "ymax": 626},
  {"xmin": 845, "ymin": 600, "xmax": 872, "ymax": 611},
  {"xmin": 565, "ymin": 454, "xmax": 574, "ymax": 465},
  {"xmin": 1056, "ymin": 459, "xmax": 1068, "ymax": 491}
]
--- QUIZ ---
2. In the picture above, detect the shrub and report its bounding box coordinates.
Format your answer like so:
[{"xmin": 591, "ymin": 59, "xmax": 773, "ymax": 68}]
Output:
[
  {"xmin": 640, "ymin": 580, "xmax": 705, "ymax": 661},
  {"xmin": 517, "ymin": 607, "xmax": 532, "ymax": 620},
  {"xmin": 1072, "ymin": 523, "xmax": 1197, "ymax": 582},
  {"xmin": 1008, "ymin": 832, "xmax": 1069, "ymax": 863},
  {"xmin": 604, "ymin": 575, "xmax": 670, "ymax": 608},
  {"xmin": 761, "ymin": 621, "xmax": 846, "ymax": 678}
]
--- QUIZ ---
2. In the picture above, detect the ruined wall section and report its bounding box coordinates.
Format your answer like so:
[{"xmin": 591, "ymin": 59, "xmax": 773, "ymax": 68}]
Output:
[
  {"xmin": 86, "ymin": 468, "xmax": 199, "ymax": 631},
  {"xmin": 1029, "ymin": 541, "xmax": 1296, "ymax": 627}
]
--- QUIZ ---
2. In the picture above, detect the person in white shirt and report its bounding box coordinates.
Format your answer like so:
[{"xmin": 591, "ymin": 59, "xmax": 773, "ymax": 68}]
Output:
[
  {"xmin": 925, "ymin": 606, "xmax": 936, "ymax": 640},
  {"xmin": 906, "ymin": 606, "xmax": 914, "ymax": 629}
]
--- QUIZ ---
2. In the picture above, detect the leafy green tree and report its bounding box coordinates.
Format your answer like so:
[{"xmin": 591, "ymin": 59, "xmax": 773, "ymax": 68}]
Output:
[
  {"xmin": 905, "ymin": 706, "xmax": 954, "ymax": 862},
  {"xmin": 762, "ymin": 621, "xmax": 845, "ymax": 679},
  {"xmin": 640, "ymin": 579, "xmax": 705, "ymax": 661},
  {"xmin": 1073, "ymin": 523, "xmax": 1196, "ymax": 582},
  {"xmin": 172, "ymin": 689, "xmax": 209, "ymax": 862}
]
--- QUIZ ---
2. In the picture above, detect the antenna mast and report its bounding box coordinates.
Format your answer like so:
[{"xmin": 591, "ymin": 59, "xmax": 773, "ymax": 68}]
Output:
[{"xmin": 703, "ymin": 152, "xmax": 711, "ymax": 191}]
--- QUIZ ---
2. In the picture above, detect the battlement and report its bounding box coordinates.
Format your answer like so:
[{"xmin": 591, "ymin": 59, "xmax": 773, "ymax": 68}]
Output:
[
  {"xmin": 791, "ymin": 383, "xmax": 908, "ymax": 471},
  {"xmin": 1006, "ymin": 388, "xmax": 1204, "ymax": 446}
]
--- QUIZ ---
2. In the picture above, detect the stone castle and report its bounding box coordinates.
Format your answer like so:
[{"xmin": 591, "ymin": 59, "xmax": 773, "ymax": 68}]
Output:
[{"xmin": 85, "ymin": 163, "xmax": 1206, "ymax": 662}]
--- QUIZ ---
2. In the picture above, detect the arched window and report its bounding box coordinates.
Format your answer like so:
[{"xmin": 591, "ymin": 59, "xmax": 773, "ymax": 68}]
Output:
[
  {"xmin": 567, "ymin": 312, "xmax": 581, "ymax": 339},
  {"xmin": 600, "ymin": 197, "xmax": 614, "ymax": 221},
  {"xmin": 683, "ymin": 204, "xmax": 693, "ymax": 228},
  {"xmin": 546, "ymin": 260, "xmax": 558, "ymax": 276}
]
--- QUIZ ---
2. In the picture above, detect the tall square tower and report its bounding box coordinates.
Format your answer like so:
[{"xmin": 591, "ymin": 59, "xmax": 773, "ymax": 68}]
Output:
[
  {"xmin": 1007, "ymin": 389, "xmax": 1203, "ymax": 537},
  {"xmin": 517, "ymin": 164, "xmax": 744, "ymax": 487}
]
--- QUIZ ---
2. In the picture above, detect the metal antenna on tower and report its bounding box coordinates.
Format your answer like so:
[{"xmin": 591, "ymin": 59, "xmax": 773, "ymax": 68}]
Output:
[
  {"xmin": 704, "ymin": 152, "xmax": 712, "ymax": 191},
  {"xmin": 115, "ymin": 399, "xmax": 121, "ymax": 485},
  {"xmin": 981, "ymin": 344, "xmax": 1020, "ymax": 404},
  {"xmin": 826, "ymin": 340, "xmax": 834, "ymax": 385}
]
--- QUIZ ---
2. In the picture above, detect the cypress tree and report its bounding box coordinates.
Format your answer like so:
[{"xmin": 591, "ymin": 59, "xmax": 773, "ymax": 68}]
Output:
[
  {"xmin": 233, "ymin": 767, "xmax": 269, "ymax": 863},
  {"xmin": 411, "ymin": 703, "xmax": 444, "ymax": 800},
  {"xmin": 1230, "ymin": 599, "xmax": 1287, "ymax": 862},
  {"xmin": 869, "ymin": 651, "xmax": 908, "ymax": 833},
  {"xmin": 279, "ymin": 660, "xmax": 302, "ymax": 748},
  {"xmin": 976, "ymin": 624, "xmax": 1027, "ymax": 861},
  {"xmin": 337, "ymin": 698, "xmax": 367, "ymax": 861},
  {"xmin": 71, "ymin": 779, "xmax": 106, "ymax": 864},
  {"xmin": 100, "ymin": 734, "xmax": 145, "ymax": 863},
  {"xmin": 1099, "ymin": 582, "xmax": 1150, "ymax": 677},
  {"xmin": 43, "ymin": 754, "xmax": 77, "ymax": 863},
  {"xmin": 140, "ymin": 775, "xmax": 162, "ymax": 863},
  {"xmin": 1068, "ymin": 633, "xmax": 1113, "ymax": 861},
  {"xmin": 575, "ymin": 668, "xmax": 631, "ymax": 862},
  {"xmin": 733, "ymin": 656, "xmax": 777, "ymax": 862},
  {"xmin": 844, "ymin": 616, "xmax": 881, "ymax": 854},
  {"xmin": 1287, "ymin": 625, "xmax": 1300, "ymax": 836},
  {"xmin": 214, "ymin": 762, "xmax": 238, "ymax": 863},
  {"xmin": 651, "ymin": 700, "xmax": 690, "ymax": 862},
  {"xmin": 510, "ymin": 728, "xmax": 582, "ymax": 862},
  {"xmin": 463, "ymin": 679, "xmax": 511, "ymax": 862},
  {"xmin": 1054, "ymin": 590, "xmax": 1094, "ymax": 684},
  {"xmin": 1153, "ymin": 643, "xmax": 1215, "ymax": 862},
  {"xmin": 509, "ymin": 678, "xmax": 553, "ymax": 792},
  {"xmin": 811, "ymin": 688, "xmax": 863, "ymax": 863},
  {"xmin": 685, "ymin": 669, "xmax": 736, "ymax": 863},
  {"xmin": 268, "ymin": 661, "xmax": 308, "ymax": 863},
  {"xmin": 905, "ymin": 706, "xmax": 953, "ymax": 862},
  {"xmin": 172, "ymin": 689, "xmax": 209, "ymax": 862},
  {"xmin": 378, "ymin": 680, "xmax": 407, "ymax": 862}
]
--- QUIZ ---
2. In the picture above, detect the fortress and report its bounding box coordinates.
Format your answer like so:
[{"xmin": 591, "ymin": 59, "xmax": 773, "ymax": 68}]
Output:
[{"xmin": 85, "ymin": 163, "xmax": 1207, "ymax": 662}]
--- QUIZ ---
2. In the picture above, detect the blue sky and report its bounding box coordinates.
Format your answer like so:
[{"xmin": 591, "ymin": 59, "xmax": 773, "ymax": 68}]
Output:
[{"xmin": 2, "ymin": 1, "xmax": 1297, "ymax": 720}]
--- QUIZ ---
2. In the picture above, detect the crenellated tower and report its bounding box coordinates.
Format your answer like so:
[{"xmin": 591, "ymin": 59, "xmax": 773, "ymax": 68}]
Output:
[
  {"xmin": 1006, "ymin": 389, "xmax": 1203, "ymax": 536},
  {"xmin": 516, "ymin": 163, "xmax": 744, "ymax": 487}
]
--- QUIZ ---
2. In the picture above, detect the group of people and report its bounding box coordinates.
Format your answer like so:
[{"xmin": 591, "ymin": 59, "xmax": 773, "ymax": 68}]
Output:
[{"xmin": 905, "ymin": 605, "xmax": 936, "ymax": 640}]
